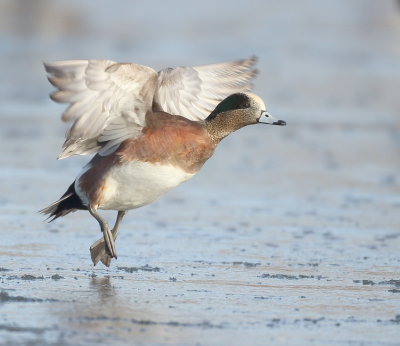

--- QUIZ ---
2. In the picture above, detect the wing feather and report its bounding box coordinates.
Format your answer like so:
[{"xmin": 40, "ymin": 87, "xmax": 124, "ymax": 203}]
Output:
[
  {"xmin": 44, "ymin": 60, "xmax": 158, "ymax": 158},
  {"xmin": 156, "ymin": 56, "xmax": 258, "ymax": 121}
]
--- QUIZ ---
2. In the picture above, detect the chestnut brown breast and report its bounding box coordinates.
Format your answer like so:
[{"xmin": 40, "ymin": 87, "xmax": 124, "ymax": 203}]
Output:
[{"xmin": 116, "ymin": 112, "xmax": 216, "ymax": 174}]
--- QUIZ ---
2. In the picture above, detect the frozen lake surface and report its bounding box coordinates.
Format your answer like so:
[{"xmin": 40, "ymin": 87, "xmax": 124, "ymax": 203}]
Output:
[{"xmin": 1, "ymin": 1, "xmax": 400, "ymax": 345}]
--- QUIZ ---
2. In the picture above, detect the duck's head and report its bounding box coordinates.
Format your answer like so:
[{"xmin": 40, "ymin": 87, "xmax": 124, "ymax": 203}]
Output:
[{"xmin": 206, "ymin": 92, "xmax": 286, "ymax": 143}]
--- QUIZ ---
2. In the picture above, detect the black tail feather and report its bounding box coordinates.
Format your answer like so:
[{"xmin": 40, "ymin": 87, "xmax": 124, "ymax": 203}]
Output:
[{"xmin": 39, "ymin": 182, "xmax": 87, "ymax": 222}]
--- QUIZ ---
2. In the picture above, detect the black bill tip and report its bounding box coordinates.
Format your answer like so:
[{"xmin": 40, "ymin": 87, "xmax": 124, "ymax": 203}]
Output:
[{"xmin": 272, "ymin": 120, "xmax": 286, "ymax": 126}]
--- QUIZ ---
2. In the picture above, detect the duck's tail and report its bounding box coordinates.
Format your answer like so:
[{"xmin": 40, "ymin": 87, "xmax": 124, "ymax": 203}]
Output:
[{"xmin": 39, "ymin": 182, "xmax": 87, "ymax": 221}]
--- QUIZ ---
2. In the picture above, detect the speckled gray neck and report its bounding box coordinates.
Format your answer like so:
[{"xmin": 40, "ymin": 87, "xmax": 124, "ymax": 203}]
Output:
[{"xmin": 205, "ymin": 109, "xmax": 254, "ymax": 144}]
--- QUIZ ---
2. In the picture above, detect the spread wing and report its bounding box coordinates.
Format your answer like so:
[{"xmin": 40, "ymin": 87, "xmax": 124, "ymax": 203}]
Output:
[
  {"xmin": 44, "ymin": 60, "xmax": 158, "ymax": 159},
  {"xmin": 156, "ymin": 56, "xmax": 258, "ymax": 121}
]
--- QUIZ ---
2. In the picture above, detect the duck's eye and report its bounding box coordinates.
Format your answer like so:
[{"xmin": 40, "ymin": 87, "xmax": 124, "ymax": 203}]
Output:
[{"xmin": 261, "ymin": 111, "xmax": 269, "ymax": 117}]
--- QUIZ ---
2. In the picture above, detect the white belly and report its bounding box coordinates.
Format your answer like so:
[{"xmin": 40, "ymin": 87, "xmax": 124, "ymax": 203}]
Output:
[{"xmin": 97, "ymin": 161, "xmax": 194, "ymax": 211}]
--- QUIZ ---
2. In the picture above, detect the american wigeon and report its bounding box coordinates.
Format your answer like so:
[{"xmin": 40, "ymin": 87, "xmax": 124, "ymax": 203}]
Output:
[{"xmin": 40, "ymin": 57, "xmax": 286, "ymax": 267}]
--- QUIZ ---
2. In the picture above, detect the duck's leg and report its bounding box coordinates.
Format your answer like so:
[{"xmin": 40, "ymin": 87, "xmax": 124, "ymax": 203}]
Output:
[
  {"xmin": 88, "ymin": 205, "xmax": 117, "ymax": 260},
  {"xmin": 90, "ymin": 211, "xmax": 126, "ymax": 267},
  {"xmin": 111, "ymin": 211, "xmax": 126, "ymax": 239}
]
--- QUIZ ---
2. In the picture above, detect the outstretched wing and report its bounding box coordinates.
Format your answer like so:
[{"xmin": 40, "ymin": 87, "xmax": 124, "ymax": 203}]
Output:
[
  {"xmin": 44, "ymin": 60, "xmax": 158, "ymax": 159},
  {"xmin": 156, "ymin": 56, "xmax": 258, "ymax": 121}
]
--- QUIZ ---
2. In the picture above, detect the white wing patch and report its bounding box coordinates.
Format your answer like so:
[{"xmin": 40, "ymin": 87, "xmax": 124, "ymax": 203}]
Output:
[
  {"xmin": 45, "ymin": 60, "xmax": 158, "ymax": 159},
  {"xmin": 156, "ymin": 56, "xmax": 258, "ymax": 121}
]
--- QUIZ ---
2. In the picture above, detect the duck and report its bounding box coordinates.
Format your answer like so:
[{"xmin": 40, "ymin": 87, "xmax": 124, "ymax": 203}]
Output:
[{"xmin": 40, "ymin": 57, "xmax": 286, "ymax": 267}]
